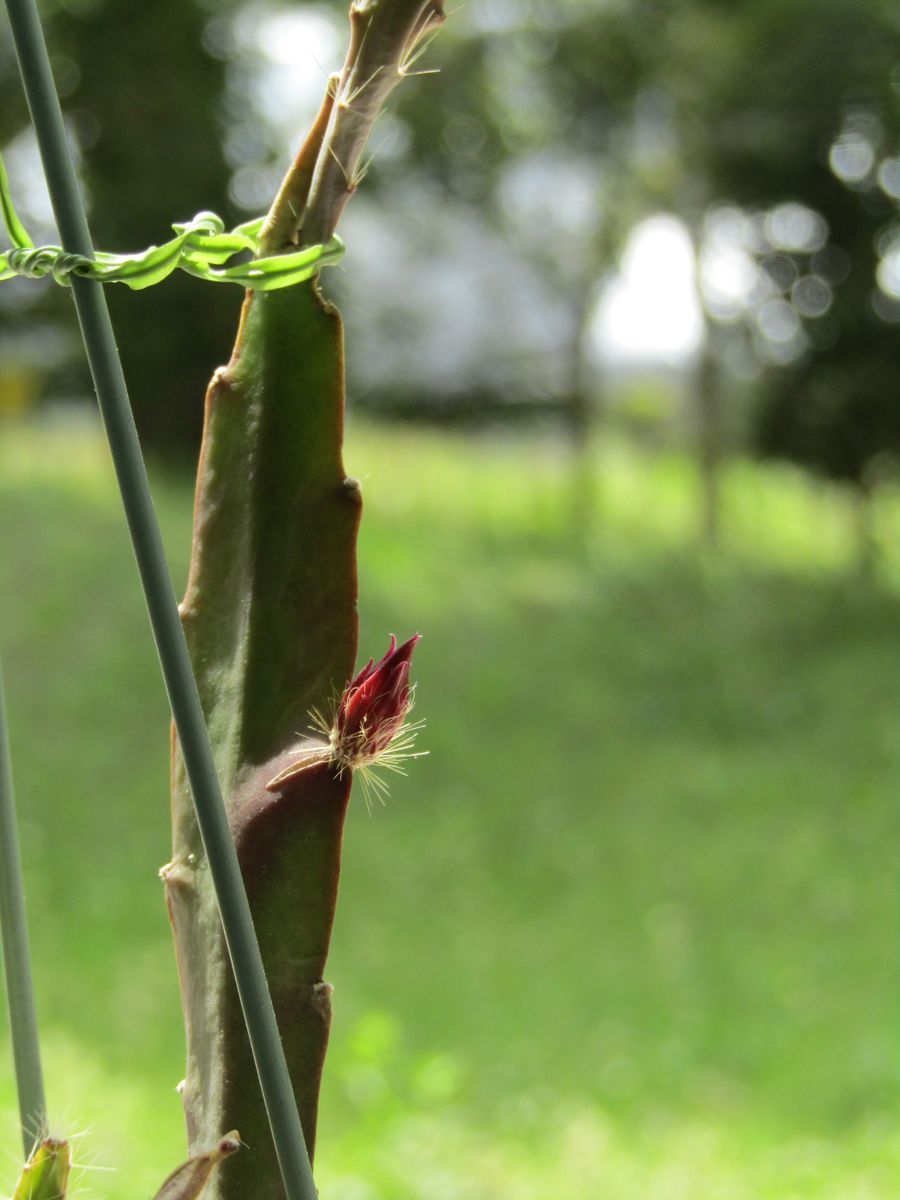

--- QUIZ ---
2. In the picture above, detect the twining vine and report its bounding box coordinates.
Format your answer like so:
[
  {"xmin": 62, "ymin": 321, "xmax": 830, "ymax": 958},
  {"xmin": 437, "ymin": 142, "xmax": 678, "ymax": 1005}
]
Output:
[{"xmin": 0, "ymin": 152, "xmax": 344, "ymax": 292}]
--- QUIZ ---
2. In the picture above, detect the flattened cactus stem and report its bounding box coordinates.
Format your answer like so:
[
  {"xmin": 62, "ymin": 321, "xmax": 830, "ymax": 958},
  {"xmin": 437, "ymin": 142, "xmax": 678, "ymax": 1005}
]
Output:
[
  {"xmin": 159, "ymin": 2, "xmax": 440, "ymax": 1194},
  {"xmin": 167, "ymin": 278, "xmax": 361, "ymax": 1200}
]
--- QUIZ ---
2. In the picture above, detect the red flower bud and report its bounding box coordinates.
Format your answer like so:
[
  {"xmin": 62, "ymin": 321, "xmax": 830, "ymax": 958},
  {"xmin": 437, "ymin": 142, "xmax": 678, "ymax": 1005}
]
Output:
[
  {"xmin": 336, "ymin": 633, "xmax": 421, "ymax": 761},
  {"xmin": 266, "ymin": 633, "xmax": 424, "ymax": 801}
]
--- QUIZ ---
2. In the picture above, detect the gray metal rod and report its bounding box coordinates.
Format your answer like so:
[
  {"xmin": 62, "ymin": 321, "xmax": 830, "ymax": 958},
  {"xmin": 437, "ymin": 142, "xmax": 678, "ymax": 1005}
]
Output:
[
  {"xmin": 0, "ymin": 661, "xmax": 46, "ymax": 1157},
  {"xmin": 3, "ymin": 2, "xmax": 318, "ymax": 1196}
]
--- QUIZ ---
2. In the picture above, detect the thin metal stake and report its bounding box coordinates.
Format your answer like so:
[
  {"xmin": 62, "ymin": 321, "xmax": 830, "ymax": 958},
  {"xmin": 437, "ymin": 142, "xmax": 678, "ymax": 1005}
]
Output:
[
  {"xmin": 0, "ymin": 662, "xmax": 46, "ymax": 1157},
  {"xmin": 3, "ymin": 3, "xmax": 318, "ymax": 1196}
]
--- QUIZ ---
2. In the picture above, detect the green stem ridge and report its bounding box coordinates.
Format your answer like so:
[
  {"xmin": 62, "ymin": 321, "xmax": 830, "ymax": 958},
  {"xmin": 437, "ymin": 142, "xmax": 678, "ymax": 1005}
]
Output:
[
  {"xmin": 0, "ymin": 662, "xmax": 47, "ymax": 1156},
  {"xmin": 4, "ymin": 1, "xmax": 317, "ymax": 1196}
]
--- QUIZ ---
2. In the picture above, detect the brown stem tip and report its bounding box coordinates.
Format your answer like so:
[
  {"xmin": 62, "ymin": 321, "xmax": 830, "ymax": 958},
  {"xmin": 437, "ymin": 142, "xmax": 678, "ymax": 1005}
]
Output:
[{"xmin": 273, "ymin": 0, "xmax": 446, "ymax": 248}]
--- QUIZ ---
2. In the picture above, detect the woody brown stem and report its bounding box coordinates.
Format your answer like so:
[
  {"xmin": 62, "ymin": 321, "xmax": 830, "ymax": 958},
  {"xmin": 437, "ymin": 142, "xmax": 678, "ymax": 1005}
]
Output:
[
  {"xmin": 299, "ymin": 0, "xmax": 445, "ymax": 248},
  {"xmin": 258, "ymin": 78, "xmax": 339, "ymax": 256}
]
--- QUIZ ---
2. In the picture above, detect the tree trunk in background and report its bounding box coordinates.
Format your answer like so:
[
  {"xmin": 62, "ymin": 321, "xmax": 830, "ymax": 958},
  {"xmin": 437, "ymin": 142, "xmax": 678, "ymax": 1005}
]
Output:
[
  {"xmin": 853, "ymin": 477, "xmax": 878, "ymax": 579},
  {"xmin": 694, "ymin": 331, "xmax": 721, "ymax": 549},
  {"xmin": 60, "ymin": 0, "xmax": 237, "ymax": 461},
  {"xmin": 565, "ymin": 290, "xmax": 599, "ymax": 537}
]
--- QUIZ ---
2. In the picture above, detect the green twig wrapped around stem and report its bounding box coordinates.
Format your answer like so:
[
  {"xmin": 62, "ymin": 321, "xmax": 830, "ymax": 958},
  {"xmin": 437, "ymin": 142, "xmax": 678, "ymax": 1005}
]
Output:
[{"xmin": 0, "ymin": 150, "xmax": 345, "ymax": 291}]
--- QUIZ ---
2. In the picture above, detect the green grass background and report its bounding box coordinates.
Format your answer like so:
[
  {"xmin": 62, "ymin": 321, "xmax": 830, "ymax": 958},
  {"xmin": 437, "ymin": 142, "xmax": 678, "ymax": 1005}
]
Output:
[{"xmin": 0, "ymin": 416, "xmax": 898, "ymax": 1198}]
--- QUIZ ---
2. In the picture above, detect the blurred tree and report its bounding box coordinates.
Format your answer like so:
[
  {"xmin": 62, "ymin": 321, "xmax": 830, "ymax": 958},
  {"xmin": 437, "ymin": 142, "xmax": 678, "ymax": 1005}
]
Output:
[
  {"xmin": 449, "ymin": 0, "xmax": 896, "ymax": 545},
  {"xmin": 366, "ymin": 0, "xmax": 900, "ymax": 547},
  {"xmin": 655, "ymin": 0, "xmax": 900, "ymax": 545},
  {"xmin": 3, "ymin": 0, "xmax": 898, "ymax": 497},
  {"xmin": 341, "ymin": 2, "xmax": 655, "ymax": 462},
  {"xmin": 0, "ymin": 0, "xmax": 238, "ymax": 460}
]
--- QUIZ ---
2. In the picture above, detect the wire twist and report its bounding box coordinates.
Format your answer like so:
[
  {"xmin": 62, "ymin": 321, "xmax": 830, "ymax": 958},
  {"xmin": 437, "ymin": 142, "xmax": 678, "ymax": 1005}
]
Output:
[{"xmin": 0, "ymin": 152, "xmax": 344, "ymax": 291}]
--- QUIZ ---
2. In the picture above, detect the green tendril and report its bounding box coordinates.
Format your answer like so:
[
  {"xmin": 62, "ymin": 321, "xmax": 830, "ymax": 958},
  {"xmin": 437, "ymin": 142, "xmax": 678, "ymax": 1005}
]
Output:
[{"xmin": 0, "ymin": 151, "xmax": 344, "ymax": 291}]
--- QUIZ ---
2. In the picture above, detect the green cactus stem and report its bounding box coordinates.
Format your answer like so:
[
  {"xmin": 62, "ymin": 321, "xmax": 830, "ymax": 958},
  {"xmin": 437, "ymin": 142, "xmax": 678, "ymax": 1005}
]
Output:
[
  {"xmin": 165, "ymin": 3, "xmax": 443, "ymax": 1198},
  {"xmin": 12, "ymin": 1136, "xmax": 70, "ymax": 1200},
  {"xmin": 165, "ymin": 281, "xmax": 360, "ymax": 1191}
]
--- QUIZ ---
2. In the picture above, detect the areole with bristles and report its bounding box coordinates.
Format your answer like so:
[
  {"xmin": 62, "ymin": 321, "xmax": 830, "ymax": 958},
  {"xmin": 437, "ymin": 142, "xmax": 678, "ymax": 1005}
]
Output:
[{"xmin": 265, "ymin": 633, "xmax": 427, "ymax": 807}]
